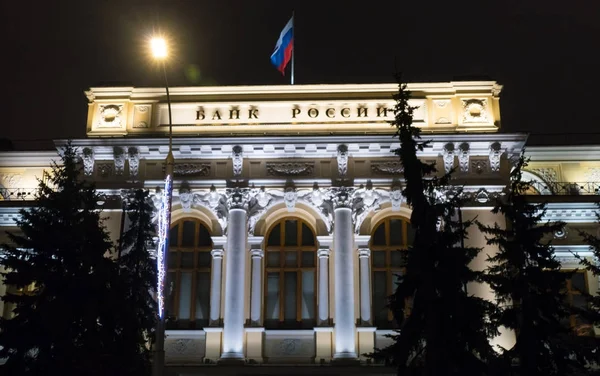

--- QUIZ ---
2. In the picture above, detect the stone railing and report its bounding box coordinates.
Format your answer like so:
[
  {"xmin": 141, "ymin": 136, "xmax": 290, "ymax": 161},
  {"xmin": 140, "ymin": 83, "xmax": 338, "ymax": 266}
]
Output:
[
  {"xmin": 0, "ymin": 188, "xmax": 38, "ymax": 201},
  {"xmin": 531, "ymin": 181, "xmax": 600, "ymax": 196}
]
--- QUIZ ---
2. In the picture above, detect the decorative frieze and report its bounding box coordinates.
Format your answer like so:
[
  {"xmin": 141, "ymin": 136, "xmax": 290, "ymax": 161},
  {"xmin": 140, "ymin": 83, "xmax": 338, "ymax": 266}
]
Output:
[
  {"xmin": 97, "ymin": 163, "xmax": 113, "ymax": 177},
  {"xmin": 266, "ymin": 162, "xmax": 314, "ymax": 176},
  {"xmin": 371, "ymin": 161, "xmax": 403, "ymax": 175},
  {"xmin": 532, "ymin": 167, "xmax": 558, "ymax": 185}
]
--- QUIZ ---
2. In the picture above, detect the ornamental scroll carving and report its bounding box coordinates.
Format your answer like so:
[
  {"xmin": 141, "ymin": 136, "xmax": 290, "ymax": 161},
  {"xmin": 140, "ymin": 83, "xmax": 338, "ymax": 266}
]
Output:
[
  {"xmin": 532, "ymin": 168, "xmax": 558, "ymax": 185},
  {"xmin": 266, "ymin": 162, "xmax": 314, "ymax": 177},
  {"xmin": 82, "ymin": 148, "xmax": 95, "ymax": 176},
  {"xmin": 442, "ymin": 143, "xmax": 455, "ymax": 174},
  {"xmin": 371, "ymin": 161, "xmax": 403, "ymax": 175},
  {"xmin": 232, "ymin": 145, "xmax": 243, "ymax": 177},
  {"xmin": 337, "ymin": 144, "xmax": 349, "ymax": 177},
  {"xmin": 458, "ymin": 143, "xmax": 470, "ymax": 173},
  {"xmin": 461, "ymin": 98, "xmax": 489, "ymax": 124},
  {"xmin": 99, "ymin": 104, "xmax": 123, "ymax": 128},
  {"xmin": 127, "ymin": 147, "xmax": 139, "ymax": 179},
  {"xmin": 113, "ymin": 147, "xmax": 125, "ymax": 176}
]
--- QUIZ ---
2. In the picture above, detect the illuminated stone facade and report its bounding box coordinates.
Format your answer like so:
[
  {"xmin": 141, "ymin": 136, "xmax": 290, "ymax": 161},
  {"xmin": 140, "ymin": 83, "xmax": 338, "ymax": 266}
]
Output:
[{"xmin": 0, "ymin": 82, "xmax": 597, "ymax": 374}]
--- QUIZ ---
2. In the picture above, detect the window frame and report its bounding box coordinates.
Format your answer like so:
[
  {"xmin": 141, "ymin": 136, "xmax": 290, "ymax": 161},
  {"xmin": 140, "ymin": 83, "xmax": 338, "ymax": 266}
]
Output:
[
  {"xmin": 263, "ymin": 217, "xmax": 317, "ymax": 328},
  {"xmin": 563, "ymin": 269, "xmax": 593, "ymax": 336},
  {"xmin": 167, "ymin": 218, "xmax": 212, "ymax": 329}
]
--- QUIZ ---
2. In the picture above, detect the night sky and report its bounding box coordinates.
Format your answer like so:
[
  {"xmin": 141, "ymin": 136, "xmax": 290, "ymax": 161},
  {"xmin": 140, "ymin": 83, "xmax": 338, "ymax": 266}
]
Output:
[{"xmin": 2, "ymin": 1, "xmax": 600, "ymax": 148}]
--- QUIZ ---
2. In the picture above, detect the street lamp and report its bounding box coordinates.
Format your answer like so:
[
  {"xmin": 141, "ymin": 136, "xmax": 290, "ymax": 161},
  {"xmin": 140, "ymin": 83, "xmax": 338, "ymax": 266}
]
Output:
[{"xmin": 151, "ymin": 35, "xmax": 174, "ymax": 376}]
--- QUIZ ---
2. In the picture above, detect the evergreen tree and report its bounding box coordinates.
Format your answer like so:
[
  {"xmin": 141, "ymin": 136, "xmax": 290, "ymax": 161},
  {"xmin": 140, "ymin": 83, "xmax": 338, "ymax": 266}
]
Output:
[
  {"xmin": 371, "ymin": 75, "xmax": 497, "ymax": 376},
  {"xmin": 108, "ymin": 189, "xmax": 158, "ymax": 375},
  {"xmin": 478, "ymin": 155, "xmax": 589, "ymax": 375},
  {"xmin": 0, "ymin": 142, "xmax": 120, "ymax": 375}
]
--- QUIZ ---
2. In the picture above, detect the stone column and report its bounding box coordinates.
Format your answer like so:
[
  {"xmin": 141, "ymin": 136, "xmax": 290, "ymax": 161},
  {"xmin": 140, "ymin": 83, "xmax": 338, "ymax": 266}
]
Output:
[
  {"xmin": 316, "ymin": 235, "xmax": 333, "ymax": 325},
  {"xmin": 248, "ymin": 236, "xmax": 264, "ymax": 326},
  {"xmin": 209, "ymin": 236, "xmax": 227, "ymax": 326},
  {"xmin": 220, "ymin": 190, "xmax": 248, "ymax": 362},
  {"xmin": 355, "ymin": 235, "xmax": 372, "ymax": 325},
  {"xmin": 332, "ymin": 188, "xmax": 357, "ymax": 359}
]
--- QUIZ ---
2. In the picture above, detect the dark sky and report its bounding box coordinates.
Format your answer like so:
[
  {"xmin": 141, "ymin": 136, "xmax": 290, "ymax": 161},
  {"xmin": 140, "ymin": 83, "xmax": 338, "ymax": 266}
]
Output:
[{"xmin": 2, "ymin": 0, "xmax": 600, "ymax": 147}]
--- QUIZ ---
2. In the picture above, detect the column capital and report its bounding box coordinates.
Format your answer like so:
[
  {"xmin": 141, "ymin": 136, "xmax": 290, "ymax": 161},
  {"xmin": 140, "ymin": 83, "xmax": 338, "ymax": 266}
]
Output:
[
  {"xmin": 250, "ymin": 249, "xmax": 264, "ymax": 258},
  {"xmin": 248, "ymin": 236, "xmax": 264, "ymax": 248},
  {"xmin": 317, "ymin": 235, "xmax": 333, "ymax": 248},
  {"xmin": 318, "ymin": 249, "xmax": 331, "ymax": 259},
  {"xmin": 354, "ymin": 235, "xmax": 371, "ymax": 249},
  {"xmin": 358, "ymin": 248, "xmax": 371, "ymax": 258},
  {"xmin": 331, "ymin": 186, "xmax": 355, "ymax": 209},
  {"xmin": 211, "ymin": 249, "xmax": 224, "ymax": 259}
]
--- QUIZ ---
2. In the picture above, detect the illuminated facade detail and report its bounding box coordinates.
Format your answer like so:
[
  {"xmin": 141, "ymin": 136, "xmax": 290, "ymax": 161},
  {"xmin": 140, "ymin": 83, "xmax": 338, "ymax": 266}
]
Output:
[
  {"xmin": 4, "ymin": 81, "xmax": 600, "ymax": 374},
  {"xmin": 82, "ymin": 147, "xmax": 95, "ymax": 176}
]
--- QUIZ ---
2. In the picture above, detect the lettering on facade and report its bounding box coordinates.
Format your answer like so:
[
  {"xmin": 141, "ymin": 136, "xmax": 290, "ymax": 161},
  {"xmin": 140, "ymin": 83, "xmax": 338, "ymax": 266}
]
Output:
[{"xmin": 195, "ymin": 104, "xmax": 394, "ymax": 124}]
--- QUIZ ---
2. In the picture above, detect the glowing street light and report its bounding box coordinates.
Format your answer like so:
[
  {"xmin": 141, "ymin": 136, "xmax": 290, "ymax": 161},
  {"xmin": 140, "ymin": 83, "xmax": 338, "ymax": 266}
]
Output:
[{"xmin": 151, "ymin": 34, "xmax": 174, "ymax": 376}]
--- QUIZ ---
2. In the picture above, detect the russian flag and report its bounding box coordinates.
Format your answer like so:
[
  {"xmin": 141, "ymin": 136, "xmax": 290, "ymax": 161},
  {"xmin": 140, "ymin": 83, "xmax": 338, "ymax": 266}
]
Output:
[{"xmin": 270, "ymin": 17, "xmax": 293, "ymax": 75}]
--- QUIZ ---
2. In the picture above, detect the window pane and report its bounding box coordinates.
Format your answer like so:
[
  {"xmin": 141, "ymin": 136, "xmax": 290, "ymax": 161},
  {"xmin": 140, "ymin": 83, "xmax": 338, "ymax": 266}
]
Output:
[
  {"xmin": 301, "ymin": 251, "xmax": 315, "ymax": 267},
  {"xmin": 301, "ymin": 223, "xmax": 315, "ymax": 246},
  {"xmin": 285, "ymin": 220, "xmax": 298, "ymax": 246},
  {"xmin": 268, "ymin": 224, "xmax": 281, "ymax": 246},
  {"xmin": 372, "ymin": 251, "xmax": 386, "ymax": 268},
  {"xmin": 170, "ymin": 224, "xmax": 179, "ymax": 247},
  {"xmin": 195, "ymin": 272, "xmax": 211, "ymax": 321},
  {"xmin": 182, "ymin": 221, "xmax": 196, "ymax": 247},
  {"xmin": 197, "ymin": 224, "xmax": 212, "ymax": 247},
  {"xmin": 197, "ymin": 252, "xmax": 211, "ymax": 268},
  {"xmin": 168, "ymin": 251, "xmax": 179, "ymax": 268},
  {"xmin": 389, "ymin": 219, "xmax": 404, "ymax": 246},
  {"xmin": 266, "ymin": 273, "xmax": 280, "ymax": 320},
  {"xmin": 373, "ymin": 271, "xmax": 388, "ymax": 324},
  {"xmin": 284, "ymin": 272, "xmax": 297, "ymax": 320},
  {"xmin": 285, "ymin": 251, "xmax": 297, "ymax": 267},
  {"xmin": 572, "ymin": 273, "xmax": 587, "ymax": 293},
  {"xmin": 391, "ymin": 251, "xmax": 404, "ymax": 268},
  {"xmin": 301, "ymin": 271, "xmax": 315, "ymax": 319},
  {"xmin": 267, "ymin": 252, "xmax": 280, "ymax": 267},
  {"xmin": 373, "ymin": 224, "xmax": 386, "ymax": 246},
  {"xmin": 178, "ymin": 272, "xmax": 193, "ymax": 320},
  {"xmin": 166, "ymin": 271, "xmax": 176, "ymax": 316},
  {"xmin": 181, "ymin": 252, "xmax": 194, "ymax": 268}
]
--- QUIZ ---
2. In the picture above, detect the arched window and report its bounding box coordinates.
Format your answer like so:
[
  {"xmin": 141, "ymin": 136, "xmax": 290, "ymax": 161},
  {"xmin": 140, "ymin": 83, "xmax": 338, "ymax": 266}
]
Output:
[
  {"xmin": 371, "ymin": 217, "xmax": 414, "ymax": 328},
  {"xmin": 166, "ymin": 218, "xmax": 212, "ymax": 329},
  {"xmin": 264, "ymin": 218, "xmax": 317, "ymax": 329}
]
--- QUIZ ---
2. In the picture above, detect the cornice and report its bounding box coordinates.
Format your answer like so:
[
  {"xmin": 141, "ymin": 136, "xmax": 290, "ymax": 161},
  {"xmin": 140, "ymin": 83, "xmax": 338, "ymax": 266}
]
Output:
[
  {"xmin": 526, "ymin": 146, "xmax": 600, "ymax": 162},
  {"xmin": 542, "ymin": 202, "xmax": 599, "ymax": 223},
  {"xmin": 0, "ymin": 151, "xmax": 57, "ymax": 167},
  {"xmin": 0, "ymin": 207, "xmax": 23, "ymax": 226}
]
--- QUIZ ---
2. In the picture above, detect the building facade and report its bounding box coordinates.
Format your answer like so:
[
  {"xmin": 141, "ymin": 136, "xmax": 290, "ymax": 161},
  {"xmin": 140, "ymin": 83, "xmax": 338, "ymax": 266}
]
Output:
[{"xmin": 0, "ymin": 82, "xmax": 597, "ymax": 374}]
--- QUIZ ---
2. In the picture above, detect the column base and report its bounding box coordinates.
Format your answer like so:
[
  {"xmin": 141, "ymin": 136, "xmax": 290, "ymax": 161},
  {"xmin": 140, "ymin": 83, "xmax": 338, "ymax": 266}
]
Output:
[
  {"xmin": 332, "ymin": 353, "xmax": 360, "ymax": 365},
  {"xmin": 218, "ymin": 352, "xmax": 245, "ymax": 365}
]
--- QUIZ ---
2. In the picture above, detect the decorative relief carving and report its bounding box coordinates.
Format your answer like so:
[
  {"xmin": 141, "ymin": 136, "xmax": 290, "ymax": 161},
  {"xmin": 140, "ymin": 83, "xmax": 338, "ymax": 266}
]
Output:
[
  {"xmin": 390, "ymin": 187, "xmax": 403, "ymax": 212},
  {"xmin": 232, "ymin": 145, "xmax": 243, "ymax": 177},
  {"xmin": 163, "ymin": 163, "xmax": 211, "ymax": 177},
  {"xmin": 99, "ymin": 104, "xmax": 123, "ymax": 128},
  {"xmin": 461, "ymin": 98, "xmax": 489, "ymax": 123},
  {"xmin": 435, "ymin": 117, "xmax": 451, "ymax": 124},
  {"xmin": 283, "ymin": 187, "xmax": 298, "ymax": 212},
  {"xmin": 585, "ymin": 168, "xmax": 600, "ymax": 182},
  {"xmin": 127, "ymin": 147, "xmax": 139, "ymax": 178},
  {"xmin": 442, "ymin": 143, "xmax": 455, "ymax": 174},
  {"xmin": 434, "ymin": 99, "xmax": 450, "ymax": 108},
  {"xmin": 265, "ymin": 337, "xmax": 315, "ymax": 357},
  {"xmin": 134, "ymin": 121, "xmax": 148, "ymax": 128},
  {"xmin": 371, "ymin": 161, "xmax": 403, "ymax": 175},
  {"xmin": 97, "ymin": 163, "xmax": 113, "ymax": 177},
  {"xmin": 337, "ymin": 144, "xmax": 349, "ymax": 177},
  {"xmin": 331, "ymin": 186, "xmax": 354, "ymax": 209},
  {"xmin": 82, "ymin": 147, "xmax": 95, "ymax": 176},
  {"xmin": 113, "ymin": 147, "xmax": 125, "ymax": 176},
  {"xmin": 266, "ymin": 162, "xmax": 314, "ymax": 176},
  {"xmin": 471, "ymin": 159, "xmax": 489, "ymax": 175},
  {"xmin": 458, "ymin": 143, "xmax": 470, "ymax": 173},
  {"xmin": 0, "ymin": 173, "xmax": 22, "ymax": 190},
  {"xmin": 226, "ymin": 186, "xmax": 249, "ymax": 210},
  {"xmin": 489, "ymin": 142, "xmax": 502, "ymax": 172},
  {"xmin": 352, "ymin": 181, "xmax": 385, "ymax": 233},
  {"xmin": 554, "ymin": 226, "xmax": 568, "ymax": 239},
  {"xmin": 532, "ymin": 168, "xmax": 558, "ymax": 185},
  {"xmin": 165, "ymin": 338, "xmax": 202, "ymax": 360}
]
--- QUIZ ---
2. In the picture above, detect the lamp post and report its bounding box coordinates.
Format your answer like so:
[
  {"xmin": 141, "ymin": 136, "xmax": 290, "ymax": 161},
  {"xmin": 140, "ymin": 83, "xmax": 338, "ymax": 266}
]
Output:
[{"xmin": 151, "ymin": 36, "xmax": 174, "ymax": 376}]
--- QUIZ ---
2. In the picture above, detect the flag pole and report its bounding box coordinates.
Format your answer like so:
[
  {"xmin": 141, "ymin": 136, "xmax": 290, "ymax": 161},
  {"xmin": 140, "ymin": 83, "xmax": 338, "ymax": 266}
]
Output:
[{"xmin": 291, "ymin": 10, "xmax": 295, "ymax": 85}]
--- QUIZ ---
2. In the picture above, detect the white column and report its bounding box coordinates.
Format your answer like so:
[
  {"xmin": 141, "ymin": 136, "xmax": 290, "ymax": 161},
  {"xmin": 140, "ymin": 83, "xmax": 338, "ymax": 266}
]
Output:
[
  {"xmin": 249, "ymin": 236, "xmax": 264, "ymax": 326},
  {"xmin": 209, "ymin": 237, "xmax": 226, "ymax": 326},
  {"xmin": 221, "ymin": 207, "xmax": 248, "ymax": 361},
  {"xmin": 333, "ymin": 203, "xmax": 357, "ymax": 359},
  {"xmin": 316, "ymin": 235, "xmax": 333, "ymax": 326},
  {"xmin": 358, "ymin": 248, "xmax": 371, "ymax": 325}
]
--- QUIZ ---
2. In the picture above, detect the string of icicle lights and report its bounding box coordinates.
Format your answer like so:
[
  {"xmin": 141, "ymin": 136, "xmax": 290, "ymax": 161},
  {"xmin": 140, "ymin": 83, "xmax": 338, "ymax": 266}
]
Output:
[{"xmin": 156, "ymin": 174, "xmax": 172, "ymax": 319}]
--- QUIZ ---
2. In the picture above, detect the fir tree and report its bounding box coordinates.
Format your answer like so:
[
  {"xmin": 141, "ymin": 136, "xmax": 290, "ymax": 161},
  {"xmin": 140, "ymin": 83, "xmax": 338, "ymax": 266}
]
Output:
[
  {"xmin": 478, "ymin": 155, "xmax": 588, "ymax": 375},
  {"xmin": 371, "ymin": 75, "xmax": 497, "ymax": 376},
  {"xmin": 0, "ymin": 142, "xmax": 120, "ymax": 375},
  {"xmin": 108, "ymin": 189, "xmax": 158, "ymax": 374}
]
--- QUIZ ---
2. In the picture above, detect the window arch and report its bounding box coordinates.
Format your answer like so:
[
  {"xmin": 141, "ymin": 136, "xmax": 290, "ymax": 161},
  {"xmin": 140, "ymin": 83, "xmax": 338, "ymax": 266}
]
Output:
[
  {"xmin": 370, "ymin": 216, "xmax": 415, "ymax": 328},
  {"xmin": 166, "ymin": 218, "xmax": 212, "ymax": 329},
  {"xmin": 264, "ymin": 218, "xmax": 317, "ymax": 329}
]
